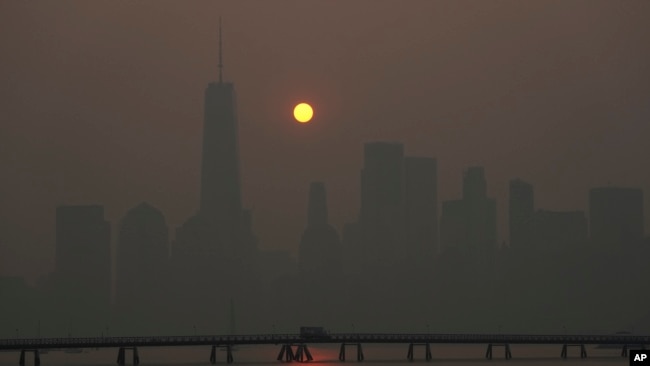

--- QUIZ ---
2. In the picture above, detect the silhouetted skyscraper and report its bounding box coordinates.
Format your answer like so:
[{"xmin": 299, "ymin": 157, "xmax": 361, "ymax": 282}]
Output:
[
  {"xmin": 589, "ymin": 187, "xmax": 644, "ymax": 248},
  {"xmin": 340, "ymin": 221, "xmax": 362, "ymax": 274},
  {"xmin": 199, "ymin": 30, "xmax": 242, "ymax": 241},
  {"xmin": 55, "ymin": 205, "xmax": 111, "ymax": 333},
  {"xmin": 359, "ymin": 142, "xmax": 404, "ymax": 265},
  {"xmin": 55, "ymin": 205, "xmax": 111, "ymax": 303},
  {"xmin": 463, "ymin": 167, "xmax": 497, "ymax": 257},
  {"xmin": 116, "ymin": 202, "xmax": 169, "ymax": 315},
  {"xmin": 307, "ymin": 182, "xmax": 328, "ymax": 226},
  {"xmin": 403, "ymin": 157, "xmax": 438, "ymax": 261},
  {"xmin": 463, "ymin": 166, "xmax": 487, "ymax": 202},
  {"xmin": 509, "ymin": 178, "xmax": 534, "ymax": 249},
  {"xmin": 175, "ymin": 21, "xmax": 251, "ymax": 259},
  {"xmin": 529, "ymin": 209, "xmax": 587, "ymax": 250},
  {"xmin": 169, "ymin": 23, "xmax": 259, "ymax": 331},
  {"xmin": 299, "ymin": 182, "xmax": 342, "ymax": 277},
  {"xmin": 440, "ymin": 199, "xmax": 467, "ymax": 253},
  {"xmin": 440, "ymin": 167, "xmax": 496, "ymax": 259}
]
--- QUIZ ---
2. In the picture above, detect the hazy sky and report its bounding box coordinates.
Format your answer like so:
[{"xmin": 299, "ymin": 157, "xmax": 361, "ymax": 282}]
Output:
[{"xmin": 1, "ymin": 0, "xmax": 649, "ymax": 281}]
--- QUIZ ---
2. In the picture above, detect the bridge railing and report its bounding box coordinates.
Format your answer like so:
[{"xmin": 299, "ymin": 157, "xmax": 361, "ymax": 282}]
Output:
[{"xmin": 2, "ymin": 333, "xmax": 650, "ymax": 350}]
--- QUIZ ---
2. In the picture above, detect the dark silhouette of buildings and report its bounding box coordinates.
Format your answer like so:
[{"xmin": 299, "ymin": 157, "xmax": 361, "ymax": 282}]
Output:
[
  {"xmin": 4, "ymin": 14, "xmax": 650, "ymax": 337},
  {"xmin": 463, "ymin": 167, "xmax": 497, "ymax": 259},
  {"xmin": 440, "ymin": 167, "xmax": 497, "ymax": 259},
  {"xmin": 341, "ymin": 221, "xmax": 361, "ymax": 273},
  {"xmin": 335, "ymin": 143, "xmax": 440, "ymax": 328},
  {"xmin": 344, "ymin": 143, "xmax": 439, "ymax": 273},
  {"xmin": 174, "ymin": 19, "xmax": 255, "ymax": 259},
  {"xmin": 116, "ymin": 202, "xmax": 170, "ymax": 332},
  {"xmin": 529, "ymin": 209, "xmax": 588, "ymax": 250},
  {"xmin": 298, "ymin": 182, "xmax": 342, "ymax": 277},
  {"xmin": 508, "ymin": 180, "xmax": 587, "ymax": 251},
  {"xmin": 440, "ymin": 199, "xmax": 467, "ymax": 253},
  {"xmin": 0, "ymin": 277, "xmax": 41, "ymax": 338},
  {"xmin": 508, "ymin": 178, "xmax": 534, "ymax": 249},
  {"xmin": 55, "ymin": 205, "xmax": 111, "ymax": 304},
  {"xmin": 358, "ymin": 142, "xmax": 405, "ymax": 267},
  {"xmin": 589, "ymin": 187, "xmax": 644, "ymax": 248},
  {"xmin": 403, "ymin": 157, "xmax": 438, "ymax": 263},
  {"xmin": 54, "ymin": 205, "xmax": 111, "ymax": 334},
  {"xmin": 173, "ymin": 22, "xmax": 255, "ymax": 261},
  {"xmin": 167, "ymin": 23, "xmax": 262, "ymax": 334},
  {"xmin": 199, "ymin": 74, "xmax": 242, "ymax": 241},
  {"xmin": 294, "ymin": 182, "xmax": 344, "ymax": 328},
  {"xmin": 256, "ymin": 249, "xmax": 296, "ymax": 283}
]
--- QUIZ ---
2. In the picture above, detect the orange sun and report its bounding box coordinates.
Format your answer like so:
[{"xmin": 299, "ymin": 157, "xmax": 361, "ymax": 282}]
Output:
[{"xmin": 293, "ymin": 103, "xmax": 314, "ymax": 123}]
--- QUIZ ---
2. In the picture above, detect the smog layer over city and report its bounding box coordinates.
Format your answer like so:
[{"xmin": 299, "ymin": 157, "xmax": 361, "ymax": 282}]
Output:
[{"xmin": 1, "ymin": 0, "xmax": 650, "ymax": 349}]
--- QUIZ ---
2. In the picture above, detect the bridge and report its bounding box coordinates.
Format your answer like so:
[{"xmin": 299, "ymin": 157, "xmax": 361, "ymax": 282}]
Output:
[{"xmin": 1, "ymin": 333, "xmax": 648, "ymax": 365}]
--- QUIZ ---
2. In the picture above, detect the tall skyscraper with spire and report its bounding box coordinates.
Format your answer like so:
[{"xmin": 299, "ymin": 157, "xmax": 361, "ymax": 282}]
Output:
[
  {"xmin": 170, "ymin": 19, "xmax": 257, "ymax": 330},
  {"xmin": 173, "ymin": 18, "xmax": 258, "ymax": 266},
  {"xmin": 199, "ymin": 18, "xmax": 242, "ymax": 241}
]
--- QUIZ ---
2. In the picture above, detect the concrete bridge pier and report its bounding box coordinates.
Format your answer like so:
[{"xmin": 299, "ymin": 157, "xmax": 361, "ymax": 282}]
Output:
[
  {"xmin": 485, "ymin": 343, "xmax": 511, "ymax": 360},
  {"xmin": 406, "ymin": 343, "xmax": 432, "ymax": 361},
  {"xmin": 226, "ymin": 345, "xmax": 234, "ymax": 364},
  {"xmin": 560, "ymin": 344, "xmax": 587, "ymax": 359},
  {"xmin": 622, "ymin": 344, "xmax": 646, "ymax": 357},
  {"xmin": 210, "ymin": 346, "xmax": 217, "ymax": 364},
  {"xmin": 277, "ymin": 344, "xmax": 295, "ymax": 362},
  {"xmin": 211, "ymin": 345, "xmax": 234, "ymax": 364},
  {"xmin": 338, "ymin": 343, "xmax": 364, "ymax": 362},
  {"xmin": 294, "ymin": 345, "xmax": 313, "ymax": 362},
  {"xmin": 19, "ymin": 350, "xmax": 40, "ymax": 366},
  {"xmin": 117, "ymin": 347, "xmax": 124, "ymax": 365},
  {"xmin": 117, "ymin": 347, "xmax": 139, "ymax": 365}
]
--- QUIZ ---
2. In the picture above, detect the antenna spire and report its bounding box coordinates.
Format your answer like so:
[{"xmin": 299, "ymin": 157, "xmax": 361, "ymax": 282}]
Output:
[{"xmin": 218, "ymin": 17, "xmax": 223, "ymax": 83}]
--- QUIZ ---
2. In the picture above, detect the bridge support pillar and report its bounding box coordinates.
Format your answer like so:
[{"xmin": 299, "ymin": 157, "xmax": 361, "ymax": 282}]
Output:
[
  {"xmin": 19, "ymin": 350, "xmax": 40, "ymax": 366},
  {"xmin": 338, "ymin": 343, "xmax": 363, "ymax": 362},
  {"xmin": 561, "ymin": 344, "xmax": 586, "ymax": 359},
  {"xmin": 210, "ymin": 345, "xmax": 234, "ymax": 364},
  {"xmin": 277, "ymin": 344, "xmax": 295, "ymax": 362},
  {"xmin": 622, "ymin": 344, "xmax": 646, "ymax": 357},
  {"xmin": 226, "ymin": 345, "xmax": 233, "ymax": 364},
  {"xmin": 406, "ymin": 343, "xmax": 432, "ymax": 361},
  {"xmin": 210, "ymin": 346, "xmax": 217, "ymax": 364},
  {"xmin": 117, "ymin": 347, "xmax": 125, "ymax": 365},
  {"xmin": 117, "ymin": 347, "xmax": 139, "ymax": 365},
  {"xmin": 485, "ymin": 344, "xmax": 511, "ymax": 360},
  {"xmin": 294, "ymin": 345, "xmax": 313, "ymax": 362}
]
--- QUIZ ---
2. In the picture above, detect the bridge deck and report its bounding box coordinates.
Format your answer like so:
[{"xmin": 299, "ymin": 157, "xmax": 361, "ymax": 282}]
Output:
[{"xmin": 1, "ymin": 334, "xmax": 649, "ymax": 350}]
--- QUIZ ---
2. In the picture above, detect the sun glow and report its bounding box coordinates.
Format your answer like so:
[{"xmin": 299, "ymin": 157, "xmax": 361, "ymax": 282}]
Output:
[{"xmin": 293, "ymin": 103, "xmax": 314, "ymax": 123}]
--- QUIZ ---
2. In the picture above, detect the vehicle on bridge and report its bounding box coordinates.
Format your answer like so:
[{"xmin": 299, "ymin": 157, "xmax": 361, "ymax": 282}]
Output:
[{"xmin": 300, "ymin": 326, "xmax": 330, "ymax": 340}]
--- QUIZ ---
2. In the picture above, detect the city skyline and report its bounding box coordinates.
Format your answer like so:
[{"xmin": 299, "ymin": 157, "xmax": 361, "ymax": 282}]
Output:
[{"xmin": 2, "ymin": 1, "xmax": 650, "ymax": 284}]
